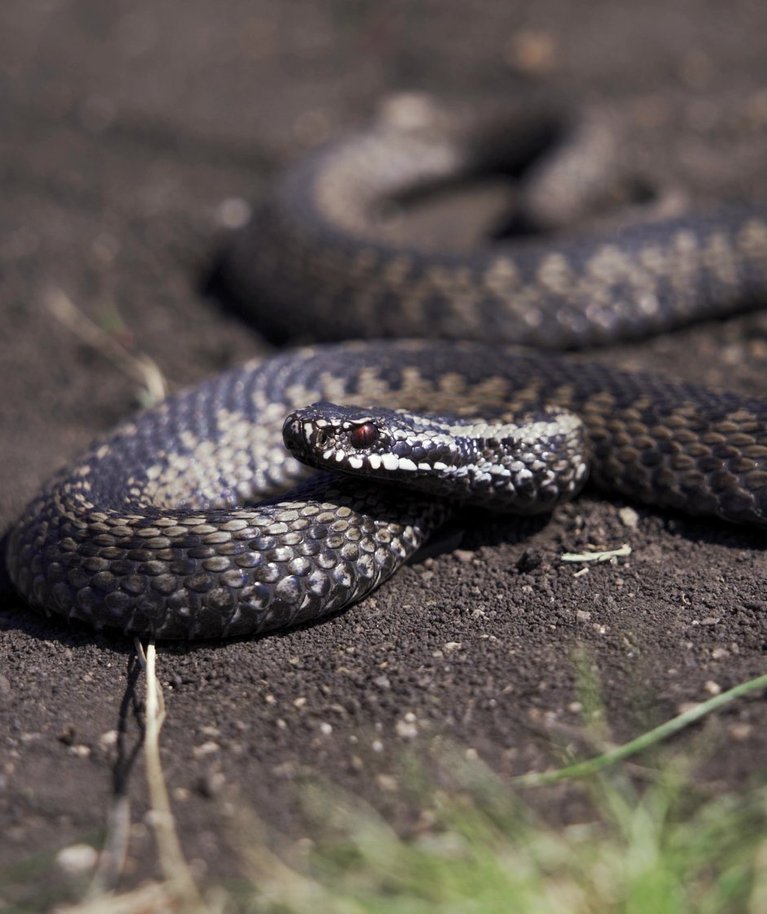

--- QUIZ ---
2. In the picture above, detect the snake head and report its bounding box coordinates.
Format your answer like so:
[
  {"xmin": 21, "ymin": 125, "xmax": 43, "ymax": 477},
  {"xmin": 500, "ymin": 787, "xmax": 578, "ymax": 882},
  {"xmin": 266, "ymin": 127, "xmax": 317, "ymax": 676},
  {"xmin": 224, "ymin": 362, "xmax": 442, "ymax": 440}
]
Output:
[
  {"xmin": 283, "ymin": 401, "xmax": 462, "ymax": 479},
  {"xmin": 283, "ymin": 400, "xmax": 589, "ymax": 513}
]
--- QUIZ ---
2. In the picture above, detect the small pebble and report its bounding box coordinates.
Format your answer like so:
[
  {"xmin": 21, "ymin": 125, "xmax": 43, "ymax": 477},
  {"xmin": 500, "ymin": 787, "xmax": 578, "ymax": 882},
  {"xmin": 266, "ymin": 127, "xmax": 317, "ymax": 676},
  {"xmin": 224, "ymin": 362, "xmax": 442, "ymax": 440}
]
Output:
[
  {"xmin": 216, "ymin": 197, "xmax": 251, "ymax": 229},
  {"xmin": 728, "ymin": 722, "xmax": 753, "ymax": 741},
  {"xmin": 193, "ymin": 741, "xmax": 219, "ymax": 758},
  {"xmin": 395, "ymin": 714, "xmax": 418, "ymax": 739},
  {"xmin": 516, "ymin": 549, "xmax": 542, "ymax": 573},
  {"xmin": 618, "ymin": 506, "xmax": 639, "ymax": 528},
  {"xmin": 98, "ymin": 730, "xmax": 118, "ymax": 749},
  {"xmin": 504, "ymin": 29, "xmax": 557, "ymax": 74},
  {"xmin": 376, "ymin": 773, "xmax": 399, "ymax": 792},
  {"xmin": 56, "ymin": 843, "xmax": 98, "ymax": 878}
]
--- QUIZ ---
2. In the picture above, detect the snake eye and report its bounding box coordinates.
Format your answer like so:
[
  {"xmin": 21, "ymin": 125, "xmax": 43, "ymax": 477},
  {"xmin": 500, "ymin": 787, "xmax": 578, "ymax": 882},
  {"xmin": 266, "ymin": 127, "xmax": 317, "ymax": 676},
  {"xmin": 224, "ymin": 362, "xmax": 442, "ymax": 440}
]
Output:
[{"xmin": 349, "ymin": 422, "xmax": 378, "ymax": 449}]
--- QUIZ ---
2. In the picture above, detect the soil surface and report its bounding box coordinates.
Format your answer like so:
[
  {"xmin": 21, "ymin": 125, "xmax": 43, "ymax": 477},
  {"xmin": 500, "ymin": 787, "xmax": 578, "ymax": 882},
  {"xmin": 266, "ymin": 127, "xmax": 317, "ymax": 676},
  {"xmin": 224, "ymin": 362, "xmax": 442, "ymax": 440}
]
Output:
[{"xmin": 2, "ymin": 0, "xmax": 767, "ymax": 901}]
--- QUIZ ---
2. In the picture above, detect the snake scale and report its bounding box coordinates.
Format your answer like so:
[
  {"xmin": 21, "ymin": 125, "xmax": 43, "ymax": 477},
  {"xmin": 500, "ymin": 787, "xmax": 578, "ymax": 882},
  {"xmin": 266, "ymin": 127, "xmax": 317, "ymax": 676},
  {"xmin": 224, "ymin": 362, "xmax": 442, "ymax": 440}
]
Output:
[{"xmin": 7, "ymin": 105, "xmax": 767, "ymax": 639}]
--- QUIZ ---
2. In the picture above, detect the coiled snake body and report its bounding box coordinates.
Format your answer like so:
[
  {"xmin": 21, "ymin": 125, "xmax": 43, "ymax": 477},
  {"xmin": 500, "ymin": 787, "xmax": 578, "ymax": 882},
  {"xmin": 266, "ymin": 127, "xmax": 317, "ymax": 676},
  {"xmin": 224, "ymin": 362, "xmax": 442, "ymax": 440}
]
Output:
[{"xmin": 7, "ymin": 108, "xmax": 767, "ymax": 639}]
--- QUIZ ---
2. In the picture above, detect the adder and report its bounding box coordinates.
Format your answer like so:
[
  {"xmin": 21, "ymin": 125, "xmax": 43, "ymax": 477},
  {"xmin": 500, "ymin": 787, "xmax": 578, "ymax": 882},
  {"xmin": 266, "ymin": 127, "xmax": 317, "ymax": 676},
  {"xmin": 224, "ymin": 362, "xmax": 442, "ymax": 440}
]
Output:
[{"xmin": 7, "ymin": 99, "xmax": 767, "ymax": 638}]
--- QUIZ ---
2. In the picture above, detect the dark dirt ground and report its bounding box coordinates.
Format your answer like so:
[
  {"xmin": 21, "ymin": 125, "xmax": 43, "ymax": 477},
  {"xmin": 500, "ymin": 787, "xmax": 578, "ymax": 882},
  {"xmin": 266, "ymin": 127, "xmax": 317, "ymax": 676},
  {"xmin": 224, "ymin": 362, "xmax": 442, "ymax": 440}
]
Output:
[{"xmin": 2, "ymin": 0, "xmax": 767, "ymax": 902}]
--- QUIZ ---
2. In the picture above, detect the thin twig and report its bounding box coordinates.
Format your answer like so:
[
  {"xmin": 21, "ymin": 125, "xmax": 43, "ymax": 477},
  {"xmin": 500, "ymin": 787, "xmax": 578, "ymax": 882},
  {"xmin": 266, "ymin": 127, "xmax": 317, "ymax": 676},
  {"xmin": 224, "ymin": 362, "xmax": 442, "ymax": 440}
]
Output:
[
  {"xmin": 561, "ymin": 544, "xmax": 631, "ymax": 563},
  {"xmin": 135, "ymin": 639, "xmax": 203, "ymax": 909},
  {"xmin": 85, "ymin": 793, "xmax": 132, "ymax": 898},
  {"xmin": 45, "ymin": 288, "xmax": 167, "ymax": 406}
]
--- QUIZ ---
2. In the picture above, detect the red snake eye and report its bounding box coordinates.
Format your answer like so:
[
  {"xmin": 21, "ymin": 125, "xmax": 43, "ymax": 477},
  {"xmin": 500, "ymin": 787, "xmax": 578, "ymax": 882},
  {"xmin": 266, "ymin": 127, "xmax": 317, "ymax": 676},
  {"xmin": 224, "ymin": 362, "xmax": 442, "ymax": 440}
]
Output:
[{"xmin": 349, "ymin": 422, "xmax": 378, "ymax": 449}]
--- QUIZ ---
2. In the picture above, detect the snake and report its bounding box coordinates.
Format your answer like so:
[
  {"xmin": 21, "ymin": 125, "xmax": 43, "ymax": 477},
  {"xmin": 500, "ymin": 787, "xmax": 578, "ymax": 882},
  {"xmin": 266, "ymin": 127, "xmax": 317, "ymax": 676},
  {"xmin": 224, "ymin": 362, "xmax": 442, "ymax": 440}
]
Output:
[{"xmin": 7, "ymin": 103, "xmax": 767, "ymax": 639}]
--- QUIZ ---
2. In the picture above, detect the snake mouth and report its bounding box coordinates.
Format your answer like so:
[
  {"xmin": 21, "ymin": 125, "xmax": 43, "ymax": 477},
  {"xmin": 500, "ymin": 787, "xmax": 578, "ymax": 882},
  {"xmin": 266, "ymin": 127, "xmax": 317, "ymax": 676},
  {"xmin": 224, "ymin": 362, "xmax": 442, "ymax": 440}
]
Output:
[{"xmin": 282, "ymin": 403, "xmax": 439, "ymax": 480}]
